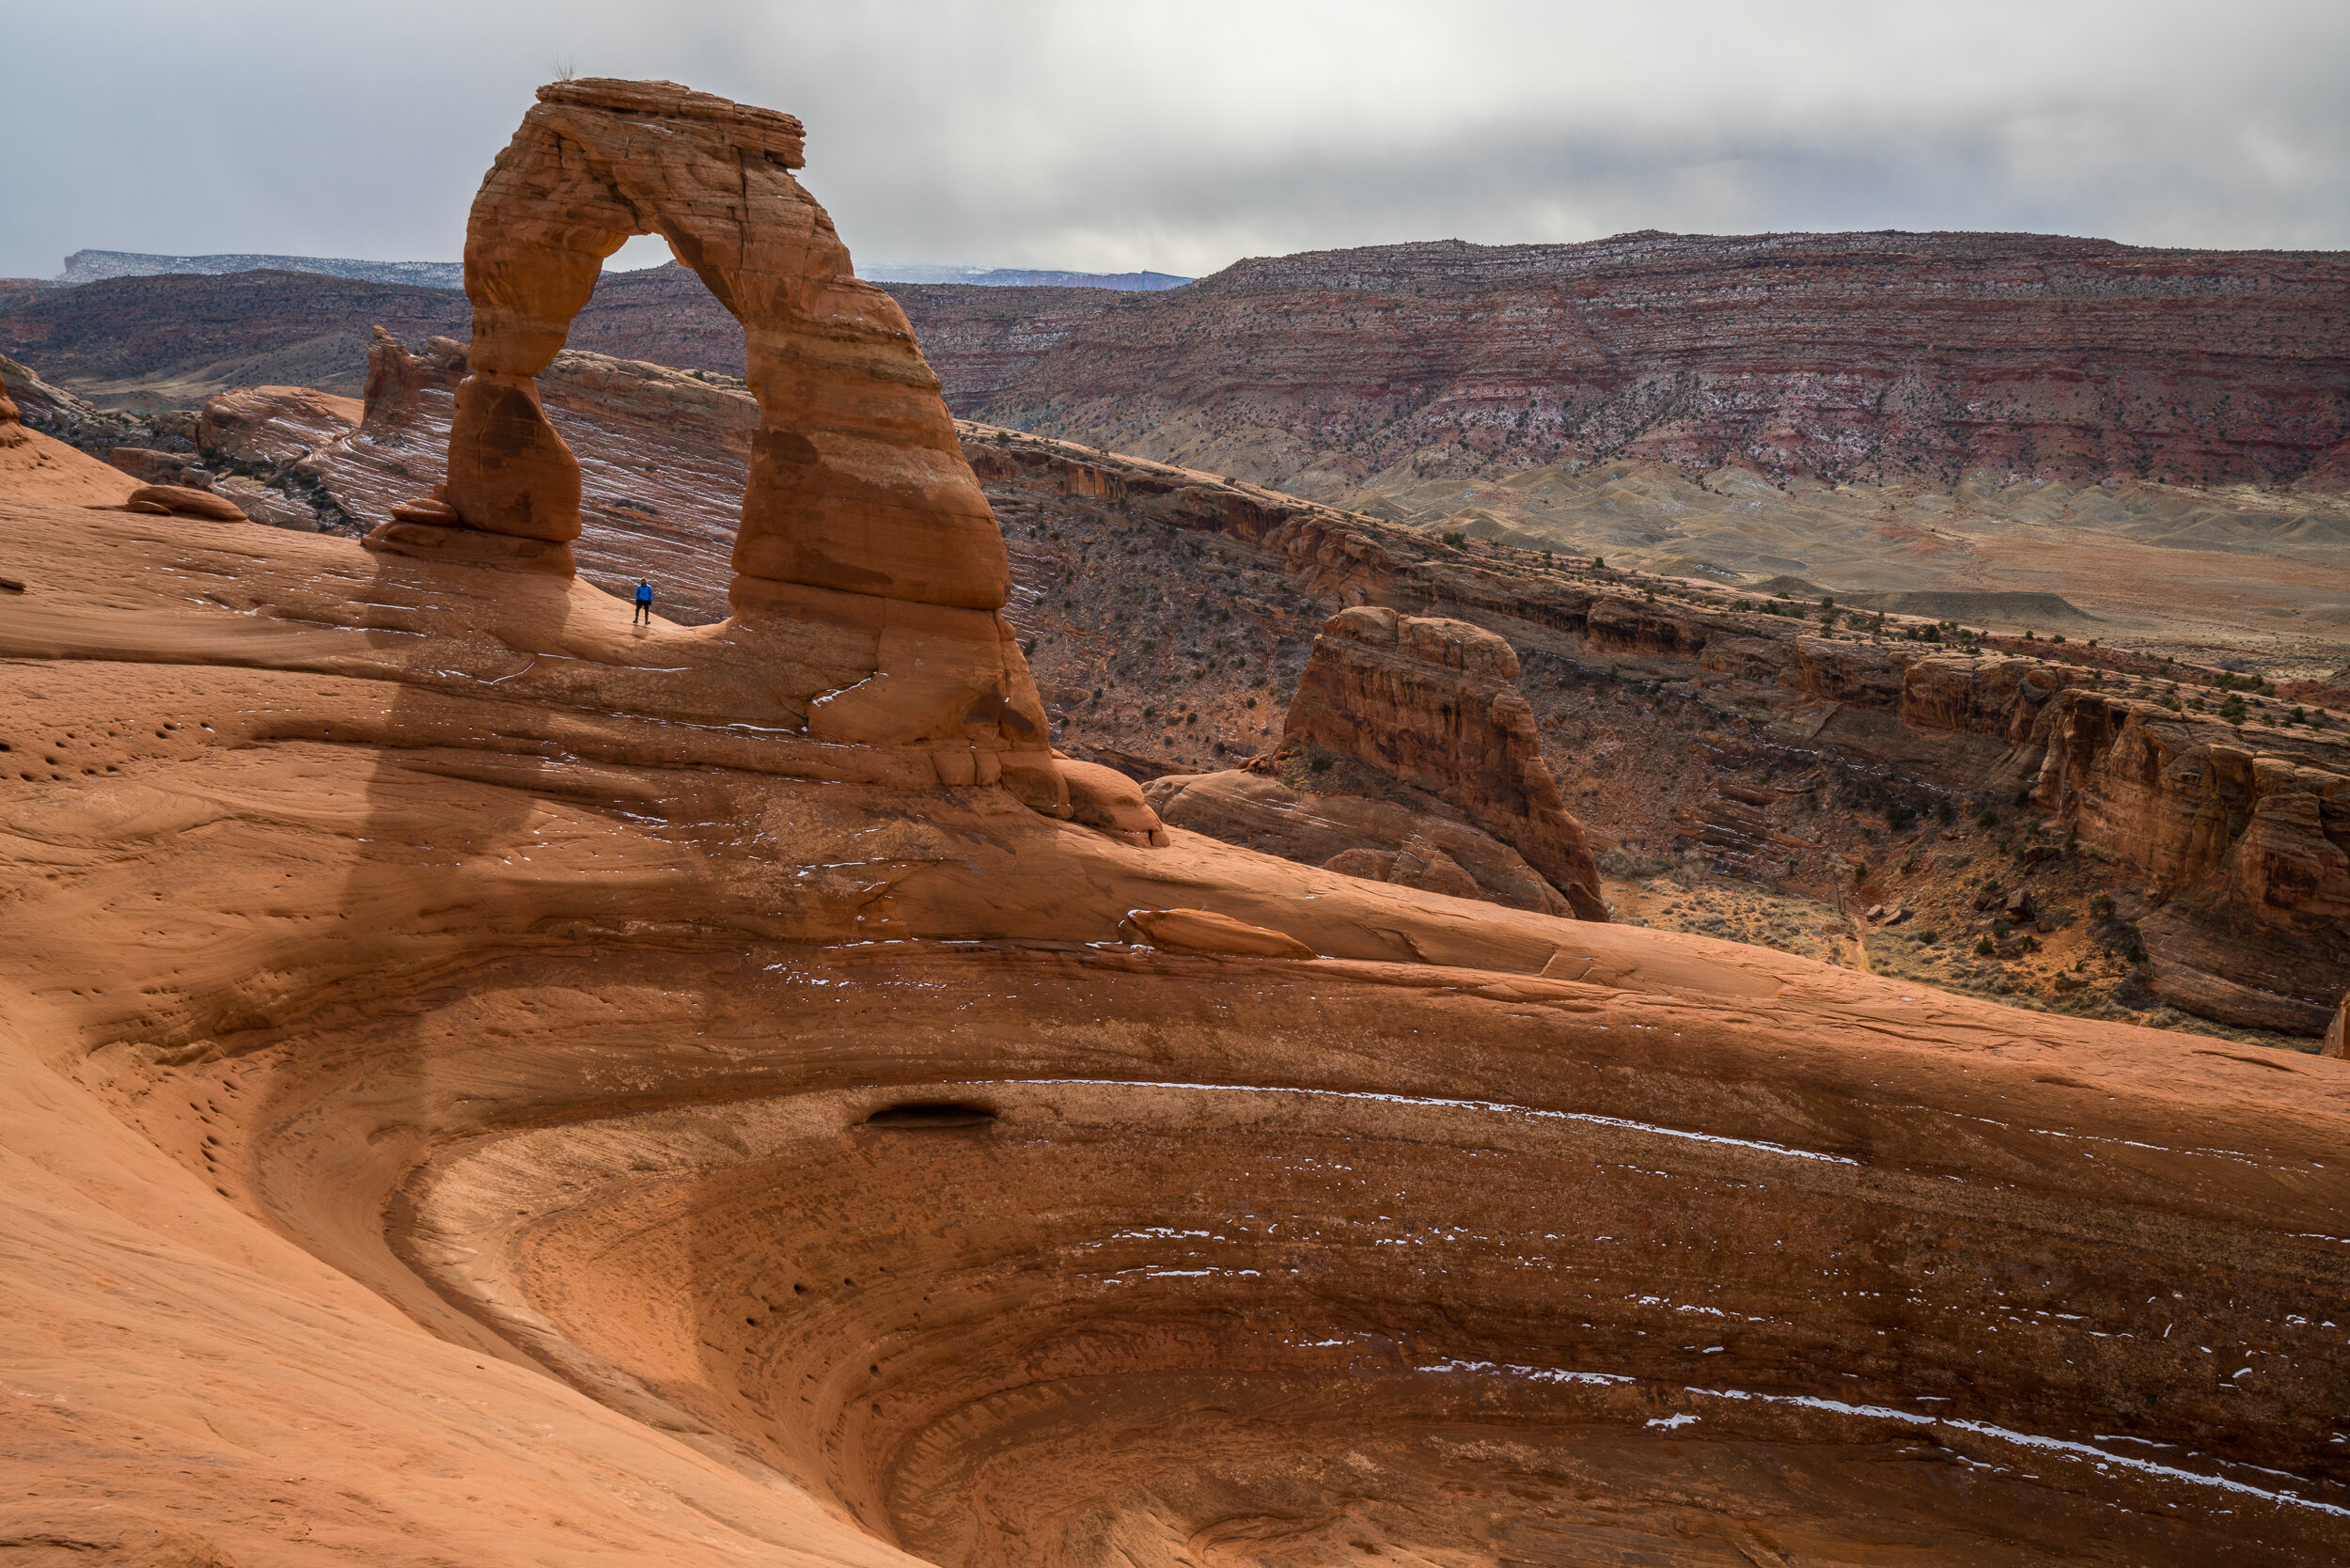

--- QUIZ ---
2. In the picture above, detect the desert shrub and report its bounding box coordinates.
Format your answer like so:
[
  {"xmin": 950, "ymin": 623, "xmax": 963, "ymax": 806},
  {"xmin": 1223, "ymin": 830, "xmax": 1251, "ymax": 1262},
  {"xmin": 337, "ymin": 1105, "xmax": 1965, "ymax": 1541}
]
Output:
[{"xmin": 2091, "ymin": 892, "xmax": 2115, "ymax": 921}]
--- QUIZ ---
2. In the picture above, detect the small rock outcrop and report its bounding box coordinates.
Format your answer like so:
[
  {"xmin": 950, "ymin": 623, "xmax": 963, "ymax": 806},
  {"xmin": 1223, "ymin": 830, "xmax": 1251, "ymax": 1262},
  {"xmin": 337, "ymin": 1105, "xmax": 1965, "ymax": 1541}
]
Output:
[
  {"xmin": 1150, "ymin": 607, "xmax": 1607, "ymax": 920},
  {"xmin": 1286, "ymin": 607, "xmax": 1608, "ymax": 919},
  {"xmin": 125, "ymin": 483, "xmax": 245, "ymax": 522}
]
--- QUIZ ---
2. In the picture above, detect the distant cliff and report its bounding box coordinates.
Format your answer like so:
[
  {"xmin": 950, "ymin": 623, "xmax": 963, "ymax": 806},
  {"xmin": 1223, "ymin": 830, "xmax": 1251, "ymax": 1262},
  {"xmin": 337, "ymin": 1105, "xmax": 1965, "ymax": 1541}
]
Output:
[
  {"xmin": 899, "ymin": 231, "xmax": 2350, "ymax": 494},
  {"xmin": 58, "ymin": 248, "xmax": 466, "ymax": 290}
]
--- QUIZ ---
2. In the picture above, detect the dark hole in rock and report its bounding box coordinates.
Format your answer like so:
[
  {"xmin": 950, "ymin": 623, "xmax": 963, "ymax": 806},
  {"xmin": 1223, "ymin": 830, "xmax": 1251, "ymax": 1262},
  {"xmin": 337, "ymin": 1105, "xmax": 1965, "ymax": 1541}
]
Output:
[{"xmin": 864, "ymin": 1103, "xmax": 996, "ymax": 1129}]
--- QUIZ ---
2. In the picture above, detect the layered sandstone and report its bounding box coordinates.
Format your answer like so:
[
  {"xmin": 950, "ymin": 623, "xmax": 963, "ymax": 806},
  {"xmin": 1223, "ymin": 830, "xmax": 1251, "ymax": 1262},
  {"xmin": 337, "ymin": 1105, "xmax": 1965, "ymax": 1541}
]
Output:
[
  {"xmin": 437, "ymin": 77, "xmax": 1002, "ymax": 614},
  {"xmin": 3, "ymin": 84, "xmax": 2349, "ymax": 1568},
  {"xmin": 1147, "ymin": 768, "xmax": 1584, "ymax": 915},
  {"xmin": 1277, "ymin": 606, "xmax": 1604, "ymax": 918},
  {"xmin": 0, "ymin": 267, "xmax": 468, "ymax": 404},
  {"xmin": 966, "ymin": 427, "xmax": 2350, "ymax": 1035},
  {"xmin": 208, "ymin": 331, "xmax": 761, "ymax": 619},
  {"xmin": 5, "ymin": 447, "xmax": 2350, "ymax": 1568},
  {"xmin": 893, "ymin": 232, "xmax": 2350, "ymax": 493}
]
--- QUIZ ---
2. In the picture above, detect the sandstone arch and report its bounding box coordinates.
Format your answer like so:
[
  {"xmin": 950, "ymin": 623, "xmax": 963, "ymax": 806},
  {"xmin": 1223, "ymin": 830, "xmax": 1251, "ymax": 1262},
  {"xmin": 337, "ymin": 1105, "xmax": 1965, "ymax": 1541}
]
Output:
[{"xmin": 431, "ymin": 78, "xmax": 1007, "ymax": 614}]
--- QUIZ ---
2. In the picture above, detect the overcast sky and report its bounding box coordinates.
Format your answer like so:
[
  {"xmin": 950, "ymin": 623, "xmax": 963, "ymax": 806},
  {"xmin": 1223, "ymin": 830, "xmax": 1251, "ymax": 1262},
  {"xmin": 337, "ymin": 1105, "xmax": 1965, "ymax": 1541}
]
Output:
[{"xmin": 7, "ymin": 0, "xmax": 2346, "ymax": 281}]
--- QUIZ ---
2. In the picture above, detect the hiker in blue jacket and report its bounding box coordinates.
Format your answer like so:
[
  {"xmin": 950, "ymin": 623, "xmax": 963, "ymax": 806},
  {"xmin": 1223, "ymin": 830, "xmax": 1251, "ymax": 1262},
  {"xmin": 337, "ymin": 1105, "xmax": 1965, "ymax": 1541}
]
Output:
[{"xmin": 633, "ymin": 579, "xmax": 654, "ymax": 626}]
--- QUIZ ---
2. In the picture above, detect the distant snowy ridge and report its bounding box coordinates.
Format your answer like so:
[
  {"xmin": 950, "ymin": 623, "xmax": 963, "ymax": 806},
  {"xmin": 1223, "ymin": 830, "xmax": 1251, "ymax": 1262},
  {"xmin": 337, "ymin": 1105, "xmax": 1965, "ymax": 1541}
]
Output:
[
  {"xmin": 55, "ymin": 250, "xmax": 1188, "ymax": 293},
  {"xmin": 864, "ymin": 264, "xmax": 1190, "ymax": 290},
  {"xmin": 58, "ymin": 250, "xmax": 464, "ymax": 290}
]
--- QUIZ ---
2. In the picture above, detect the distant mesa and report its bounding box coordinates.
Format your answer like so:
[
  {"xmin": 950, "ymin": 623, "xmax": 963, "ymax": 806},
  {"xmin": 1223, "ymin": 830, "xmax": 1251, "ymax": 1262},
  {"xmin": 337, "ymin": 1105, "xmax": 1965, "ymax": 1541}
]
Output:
[
  {"xmin": 53, "ymin": 249, "xmax": 1192, "ymax": 295},
  {"xmin": 58, "ymin": 248, "xmax": 466, "ymax": 291},
  {"xmin": 863, "ymin": 263, "xmax": 1190, "ymax": 290}
]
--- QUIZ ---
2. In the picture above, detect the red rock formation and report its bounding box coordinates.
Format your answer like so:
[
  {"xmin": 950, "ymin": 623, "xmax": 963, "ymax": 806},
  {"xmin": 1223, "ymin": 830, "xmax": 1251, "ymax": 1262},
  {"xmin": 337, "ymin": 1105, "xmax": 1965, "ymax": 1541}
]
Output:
[
  {"xmin": 437, "ymin": 77, "xmax": 1003, "ymax": 613},
  {"xmin": 1147, "ymin": 768, "xmax": 1583, "ymax": 915},
  {"xmin": 891, "ymin": 232, "xmax": 2350, "ymax": 492},
  {"xmin": 2035, "ymin": 695, "xmax": 2350, "ymax": 1031},
  {"xmin": 197, "ymin": 384, "xmax": 363, "ymax": 466},
  {"xmin": 971, "ymin": 425, "xmax": 2350, "ymax": 1034},
  {"xmin": 125, "ymin": 482, "xmax": 244, "ymax": 521},
  {"xmin": 1277, "ymin": 606, "xmax": 1607, "ymax": 918},
  {"xmin": 7, "ymin": 481, "xmax": 2350, "ymax": 1564},
  {"xmin": 8, "ymin": 88, "xmax": 2350, "ymax": 1568}
]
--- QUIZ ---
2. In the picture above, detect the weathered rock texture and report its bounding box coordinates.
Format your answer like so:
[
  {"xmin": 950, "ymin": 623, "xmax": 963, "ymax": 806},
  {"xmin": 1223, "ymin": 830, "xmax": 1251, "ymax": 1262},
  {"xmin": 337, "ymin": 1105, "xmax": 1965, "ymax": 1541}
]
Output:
[
  {"xmin": 1280, "ymin": 606, "xmax": 1604, "ymax": 918},
  {"xmin": 966, "ymin": 428, "xmax": 2350, "ymax": 1034},
  {"xmin": 892, "ymin": 232, "xmax": 2350, "ymax": 493},
  {"xmin": 1147, "ymin": 768, "xmax": 1586, "ymax": 916},
  {"xmin": 4, "ymin": 463, "xmax": 2350, "ymax": 1567},
  {"xmin": 438, "ymin": 77, "xmax": 1002, "ymax": 613},
  {"xmin": 220, "ymin": 331, "xmax": 762, "ymax": 619},
  {"xmin": 5, "ymin": 86, "xmax": 2350, "ymax": 1564}
]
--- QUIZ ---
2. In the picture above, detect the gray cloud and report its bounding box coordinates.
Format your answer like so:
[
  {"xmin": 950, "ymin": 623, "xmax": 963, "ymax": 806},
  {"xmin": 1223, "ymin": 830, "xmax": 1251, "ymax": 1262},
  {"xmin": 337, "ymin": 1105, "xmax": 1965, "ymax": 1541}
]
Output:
[{"xmin": 6, "ymin": 0, "xmax": 2344, "ymax": 282}]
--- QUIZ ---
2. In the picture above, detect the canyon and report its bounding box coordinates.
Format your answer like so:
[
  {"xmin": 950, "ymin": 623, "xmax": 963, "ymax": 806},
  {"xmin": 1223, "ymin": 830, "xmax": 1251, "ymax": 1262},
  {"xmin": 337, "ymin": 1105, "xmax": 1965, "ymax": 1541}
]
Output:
[
  {"xmin": 1, "ymin": 77, "xmax": 2346, "ymax": 1568},
  {"xmin": 90, "ymin": 323, "xmax": 2350, "ymax": 1043}
]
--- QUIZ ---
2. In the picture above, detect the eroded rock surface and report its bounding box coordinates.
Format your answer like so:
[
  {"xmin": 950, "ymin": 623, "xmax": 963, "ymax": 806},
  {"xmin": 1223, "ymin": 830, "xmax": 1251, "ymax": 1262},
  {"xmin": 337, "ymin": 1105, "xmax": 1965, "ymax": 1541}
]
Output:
[
  {"xmin": 1150, "ymin": 606, "xmax": 1608, "ymax": 918},
  {"xmin": 976, "ymin": 427, "xmax": 2350, "ymax": 1034},
  {"xmin": 436, "ymin": 77, "xmax": 1002, "ymax": 615},
  {"xmin": 893, "ymin": 232, "xmax": 2350, "ymax": 494},
  {"xmin": 2, "ymin": 491, "xmax": 2349, "ymax": 1565},
  {"xmin": 1284, "ymin": 607, "xmax": 1606, "ymax": 918},
  {"xmin": 6, "ymin": 84, "xmax": 2344, "ymax": 1568}
]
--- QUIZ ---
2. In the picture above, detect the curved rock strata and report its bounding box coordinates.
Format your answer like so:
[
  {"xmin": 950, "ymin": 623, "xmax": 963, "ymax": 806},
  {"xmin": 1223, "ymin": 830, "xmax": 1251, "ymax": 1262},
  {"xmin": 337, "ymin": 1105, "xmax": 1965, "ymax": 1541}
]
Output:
[{"xmin": 2, "ymin": 84, "xmax": 2347, "ymax": 1568}]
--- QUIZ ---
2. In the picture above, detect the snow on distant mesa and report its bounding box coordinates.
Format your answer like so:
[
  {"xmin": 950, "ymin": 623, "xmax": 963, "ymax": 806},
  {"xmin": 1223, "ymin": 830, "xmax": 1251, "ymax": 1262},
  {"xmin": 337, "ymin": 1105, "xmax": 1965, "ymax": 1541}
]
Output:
[
  {"xmin": 58, "ymin": 249, "xmax": 464, "ymax": 290},
  {"xmin": 864, "ymin": 263, "xmax": 1190, "ymax": 290}
]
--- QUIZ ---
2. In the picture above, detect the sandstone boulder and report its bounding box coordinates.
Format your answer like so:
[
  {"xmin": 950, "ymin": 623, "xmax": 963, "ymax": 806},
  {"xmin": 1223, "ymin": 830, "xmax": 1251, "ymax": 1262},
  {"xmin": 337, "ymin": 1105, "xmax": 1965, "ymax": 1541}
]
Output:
[{"xmin": 126, "ymin": 483, "xmax": 246, "ymax": 522}]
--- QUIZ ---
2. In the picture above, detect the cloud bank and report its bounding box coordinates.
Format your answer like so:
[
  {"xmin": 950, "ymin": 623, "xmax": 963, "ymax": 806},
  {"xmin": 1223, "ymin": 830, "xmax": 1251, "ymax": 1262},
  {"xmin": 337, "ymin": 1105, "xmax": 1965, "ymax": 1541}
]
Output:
[{"xmin": 6, "ymin": 0, "xmax": 2345, "ymax": 281}]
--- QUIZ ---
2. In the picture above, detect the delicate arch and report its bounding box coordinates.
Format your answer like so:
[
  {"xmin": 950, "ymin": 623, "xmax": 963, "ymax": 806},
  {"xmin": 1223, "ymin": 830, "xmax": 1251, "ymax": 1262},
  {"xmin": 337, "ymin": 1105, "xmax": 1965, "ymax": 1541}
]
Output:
[{"xmin": 444, "ymin": 78, "xmax": 1008, "ymax": 612}]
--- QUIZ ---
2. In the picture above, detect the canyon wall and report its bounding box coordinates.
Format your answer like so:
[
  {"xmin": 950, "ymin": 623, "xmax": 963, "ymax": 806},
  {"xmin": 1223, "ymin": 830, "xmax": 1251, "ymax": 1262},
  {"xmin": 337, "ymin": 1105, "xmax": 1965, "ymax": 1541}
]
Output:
[
  {"xmin": 11, "ymin": 232, "xmax": 2345, "ymax": 501},
  {"xmin": 971, "ymin": 431, "xmax": 2350, "ymax": 1033},
  {"xmin": 899, "ymin": 232, "xmax": 2350, "ymax": 493}
]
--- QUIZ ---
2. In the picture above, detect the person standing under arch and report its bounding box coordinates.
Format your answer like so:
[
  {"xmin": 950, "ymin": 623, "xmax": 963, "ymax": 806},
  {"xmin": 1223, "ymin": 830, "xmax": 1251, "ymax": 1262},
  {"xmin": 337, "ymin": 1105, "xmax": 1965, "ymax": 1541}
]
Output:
[{"xmin": 633, "ymin": 579, "xmax": 654, "ymax": 626}]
